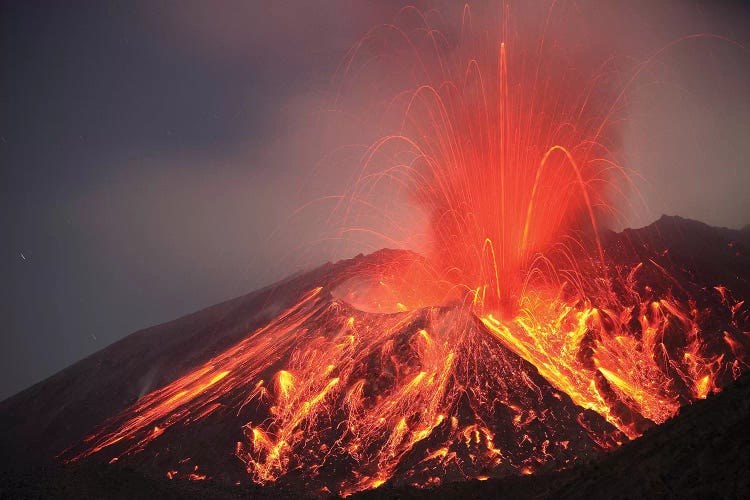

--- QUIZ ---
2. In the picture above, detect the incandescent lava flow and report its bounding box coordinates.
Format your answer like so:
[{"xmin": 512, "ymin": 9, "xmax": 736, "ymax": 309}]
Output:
[{"xmin": 63, "ymin": 4, "xmax": 750, "ymax": 497}]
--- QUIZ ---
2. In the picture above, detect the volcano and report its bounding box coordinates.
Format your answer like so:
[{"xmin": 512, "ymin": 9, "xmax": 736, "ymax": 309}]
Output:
[{"xmin": 1, "ymin": 215, "xmax": 749, "ymax": 498}]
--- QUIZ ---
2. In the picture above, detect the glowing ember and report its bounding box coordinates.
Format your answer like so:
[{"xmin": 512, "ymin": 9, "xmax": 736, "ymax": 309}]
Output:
[
  {"xmin": 64, "ymin": 4, "xmax": 749, "ymax": 497},
  {"xmin": 69, "ymin": 284, "xmax": 626, "ymax": 494}
]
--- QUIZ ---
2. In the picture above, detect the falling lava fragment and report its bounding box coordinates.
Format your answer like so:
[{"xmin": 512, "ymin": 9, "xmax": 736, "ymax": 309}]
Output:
[
  {"xmin": 8, "ymin": 3, "xmax": 748, "ymax": 498},
  {"xmin": 56, "ymin": 220, "xmax": 750, "ymax": 496}
]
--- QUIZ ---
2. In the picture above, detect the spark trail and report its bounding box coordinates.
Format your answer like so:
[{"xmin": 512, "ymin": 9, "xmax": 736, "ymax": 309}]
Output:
[{"xmin": 65, "ymin": 4, "xmax": 749, "ymax": 496}]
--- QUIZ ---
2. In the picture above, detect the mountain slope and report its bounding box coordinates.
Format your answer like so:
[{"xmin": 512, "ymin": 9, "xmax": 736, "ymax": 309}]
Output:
[
  {"xmin": 1, "ymin": 216, "xmax": 748, "ymax": 498},
  {"xmin": 354, "ymin": 370, "xmax": 750, "ymax": 499}
]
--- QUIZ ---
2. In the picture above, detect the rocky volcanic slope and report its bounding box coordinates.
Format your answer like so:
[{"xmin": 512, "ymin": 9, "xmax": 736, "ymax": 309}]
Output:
[
  {"xmin": 3, "ymin": 371, "xmax": 748, "ymax": 499},
  {"xmin": 354, "ymin": 370, "xmax": 750, "ymax": 500},
  {"xmin": 0, "ymin": 250, "xmax": 401, "ymax": 471},
  {"xmin": 1, "ymin": 215, "xmax": 749, "ymax": 498}
]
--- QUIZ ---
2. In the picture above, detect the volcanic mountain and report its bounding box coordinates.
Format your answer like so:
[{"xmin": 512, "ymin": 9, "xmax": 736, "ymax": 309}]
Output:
[{"xmin": 1, "ymin": 215, "xmax": 749, "ymax": 498}]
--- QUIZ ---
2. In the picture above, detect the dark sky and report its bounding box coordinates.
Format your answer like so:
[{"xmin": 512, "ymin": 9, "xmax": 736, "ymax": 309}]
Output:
[{"xmin": 2, "ymin": 0, "xmax": 749, "ymax": 400}]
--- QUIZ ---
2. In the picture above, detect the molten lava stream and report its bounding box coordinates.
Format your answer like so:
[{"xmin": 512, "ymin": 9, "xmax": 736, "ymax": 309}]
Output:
[
  {"xmin": 64, "ymin": 3, "xmax": 750, "ymax": 496},
  {"xmin": 66, "ymin": 265, "xmax": 747, "ymax": 495}
]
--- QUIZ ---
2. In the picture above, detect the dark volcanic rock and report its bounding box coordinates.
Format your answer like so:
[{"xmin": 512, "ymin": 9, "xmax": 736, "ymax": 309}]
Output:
[
  {"xmin": 1, "ymin": 216, "xmax": 749, "ymax": 498},
  {"xmin": 3, "ymin": 371, "xmax": 748, "ymax": 499},
  {"xmin": 352, "ymin": 371, "xmax": 750, "ymax": 500},
  {"xmin": 0, "ymin": 249, "xmax": 412, "ymax": 472}
]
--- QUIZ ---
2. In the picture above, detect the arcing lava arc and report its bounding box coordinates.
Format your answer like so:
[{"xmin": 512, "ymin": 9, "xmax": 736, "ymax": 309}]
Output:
[{"xmin": 58, "ymin": 4, "xmax": 750, "ymax": 497}]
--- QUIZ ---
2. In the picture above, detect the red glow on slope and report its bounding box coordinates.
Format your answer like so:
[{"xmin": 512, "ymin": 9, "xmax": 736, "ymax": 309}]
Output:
[{"xmin": 64, "ymin": 4, "xmax": 749, "ymax": 496}]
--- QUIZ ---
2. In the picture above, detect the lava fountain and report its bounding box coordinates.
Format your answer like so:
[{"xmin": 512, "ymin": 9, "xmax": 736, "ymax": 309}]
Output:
[
  {"xmin": 330, "ymin": 2, "xmax": 624, "ymax": 319},
  {"xmin": 65, "ymin": 3, "xmax": 749, "ymax": 497}
]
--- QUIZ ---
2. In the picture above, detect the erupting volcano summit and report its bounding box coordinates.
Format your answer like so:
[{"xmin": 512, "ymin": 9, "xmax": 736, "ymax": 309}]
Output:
[{"xmin": 2, "ymin": 3, "xmax": 749, "ymax": 499}]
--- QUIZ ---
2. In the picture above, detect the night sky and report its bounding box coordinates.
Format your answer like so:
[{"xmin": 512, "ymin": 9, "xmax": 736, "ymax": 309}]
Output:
[{"xmin": 2, "ymin": 1, "xmax": 749, "ymax": 400}]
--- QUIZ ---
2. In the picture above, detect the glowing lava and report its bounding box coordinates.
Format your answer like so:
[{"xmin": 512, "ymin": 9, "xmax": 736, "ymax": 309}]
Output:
[
  {"xmin": 69, "ymin": 283, "xmax": 626, "ymax": 495},
  {"xmin": 65, "ymin": 4, "xmax": 749, "ymax": 497}
]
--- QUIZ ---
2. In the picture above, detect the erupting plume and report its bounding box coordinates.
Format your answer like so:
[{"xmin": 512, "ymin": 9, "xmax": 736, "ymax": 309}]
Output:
[
  {"xmin": 63, "ymin": 4, "xmax": 749, "ymax": 497},
  {"xmin": 331, "ymin": 3, "xmax": 622, "ymax": 318}
]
